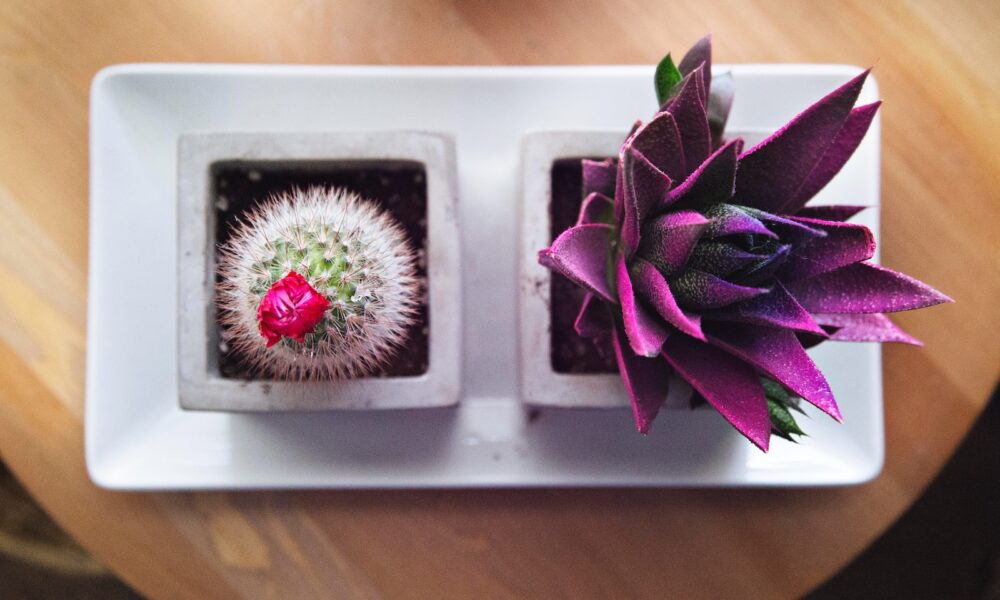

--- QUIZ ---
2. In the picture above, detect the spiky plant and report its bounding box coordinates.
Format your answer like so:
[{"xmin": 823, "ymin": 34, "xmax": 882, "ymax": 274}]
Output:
[
  {"xmin": 217, "ymin": 186, "xmax": 420, "ymax": 380},
  {"xmin": 538, "ymin": 35, "xmax": 951, "ymax": 450}
]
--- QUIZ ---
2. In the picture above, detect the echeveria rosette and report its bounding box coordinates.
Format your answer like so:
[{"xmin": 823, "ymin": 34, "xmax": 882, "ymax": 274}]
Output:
[{"xmin": 538, "ymin": 36, "xmax": 952, "ymax": 451}]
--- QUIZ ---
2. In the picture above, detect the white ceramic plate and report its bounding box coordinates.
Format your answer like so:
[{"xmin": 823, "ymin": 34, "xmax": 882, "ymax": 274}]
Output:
[{"xmin": 87, "ymin": 64, "xmax": 882, "ymax": 489}]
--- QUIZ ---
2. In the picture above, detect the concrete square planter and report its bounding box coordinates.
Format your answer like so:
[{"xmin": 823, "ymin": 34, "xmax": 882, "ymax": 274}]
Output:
[
  {"xmin": 518, "ymin": 131, "xmax": 692, "ymax": 409},
  {"xmin": 178, "ymin": 131, "xmax": 461, "ymax": 411}
]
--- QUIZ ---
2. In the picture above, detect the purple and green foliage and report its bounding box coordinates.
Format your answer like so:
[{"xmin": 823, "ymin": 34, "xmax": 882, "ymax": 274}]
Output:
[{"xmin": 538, "ymin": 35, "xmax": 951, "ymax": 450}]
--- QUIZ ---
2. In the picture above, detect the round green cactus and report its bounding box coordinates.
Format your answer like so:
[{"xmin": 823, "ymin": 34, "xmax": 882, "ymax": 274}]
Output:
[{"xmin": 217, "ymin": 186, "xmax": 420, "ymax": 380}]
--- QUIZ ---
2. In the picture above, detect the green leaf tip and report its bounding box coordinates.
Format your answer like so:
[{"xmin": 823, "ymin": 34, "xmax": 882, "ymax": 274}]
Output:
[
  {"xmin": 762, "ymin": 378, "xmax": 807, "ymax": 442},
  {"xmin": 768, "ymin": 397, "xmax": 806, "ymax": 438},
  {"xmin": 654, "ymin": 53, "xmax": 683, "ymax": 106}
]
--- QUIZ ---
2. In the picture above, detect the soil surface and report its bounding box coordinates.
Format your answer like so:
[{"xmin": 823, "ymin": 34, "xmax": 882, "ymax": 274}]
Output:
[
  {"xmin": 212, "ymin": 160, "xmax": 429, "ymax": 379},
  {"xmin": 549, "ymin": 158, "xmax": 617, "ymax": 374}
]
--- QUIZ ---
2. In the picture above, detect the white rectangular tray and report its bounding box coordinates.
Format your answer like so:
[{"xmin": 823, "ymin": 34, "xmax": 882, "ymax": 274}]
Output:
[{"xmin": 86, "ymin": 64, "xmax": 882, "ymax": 489}]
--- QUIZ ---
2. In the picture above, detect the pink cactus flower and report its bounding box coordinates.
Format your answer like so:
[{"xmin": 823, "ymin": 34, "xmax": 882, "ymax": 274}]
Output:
[{"xmin": 256, "ymin": 271, "xmax": 330, "ymax": 347}]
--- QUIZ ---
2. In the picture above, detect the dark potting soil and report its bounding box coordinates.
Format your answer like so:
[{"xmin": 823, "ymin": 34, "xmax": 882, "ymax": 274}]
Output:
[
  {"xmin": 549, "ymin": 158, "xmax": 618, "ymax": 374},
  {"xmin": 212, "ymin": 160, "xmax": 429, "ymax": 380}
]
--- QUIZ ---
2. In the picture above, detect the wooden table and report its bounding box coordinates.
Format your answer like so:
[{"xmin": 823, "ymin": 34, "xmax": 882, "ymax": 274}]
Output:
[{"xmin": 1, "ymin": 1, "xmax": 998, "ymax": 598}]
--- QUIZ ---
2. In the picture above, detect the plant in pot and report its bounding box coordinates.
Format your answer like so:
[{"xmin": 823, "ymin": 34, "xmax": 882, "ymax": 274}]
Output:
[
  {"xmin": 216, "ymin": 186, "xmax": 420, "ymax": 380},
  {"xmin": 528, "ymin": 36, "xmax": 951, "ymax": 450},
  {"xmin": 177, "ymin": 132, "xmax": 461, "ymax": 411}
]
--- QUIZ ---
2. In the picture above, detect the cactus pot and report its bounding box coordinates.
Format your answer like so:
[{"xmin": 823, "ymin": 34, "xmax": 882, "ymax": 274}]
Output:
[
  {"xmin": 518, "ymin": 131, "xmax": 694, "ymax": 409},
  {"xmin": 177, "ymin": 131, "xmax": 461, "ymax": 411}
]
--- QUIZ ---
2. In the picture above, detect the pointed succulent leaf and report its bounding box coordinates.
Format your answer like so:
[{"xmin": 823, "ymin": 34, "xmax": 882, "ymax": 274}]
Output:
[
  {"xmin": 671, "ymin": 269, "xmax": 769, "ymax": 310},
  {"xmin": 702, "ymin": 203, "xmax": 776, "ymax": 238},
  {"xmin": 630, "ymin": 111, "xmax": 687, "ymax": 183},
  {"xmin": 705, "ymin": 322, "xmax": 842, "ymax": 420},
  {"xmin": 582, "ymin": 158, "xmax": 617, "ymax": 198},
  {"xmin": 661, "ymin": 334, "xmax": 771, "ymax": 451},
  {"xmin": 614, "ymin": 121, "xmax": 645, "ymax": 226},
  {"xmin": 704, "ymin": 282, "xmax": 827, "ymax": 335},
  {"xmin": 654, "ymin": 53, "xmax": 684, "ymax": 107},
  {"xmin": 612, "ymin": 324, "xmax": 671, "ymax": 434},
  {"xmin": 763, "ymin": 377, "xmax": 808, "ymax": 430},
  {"xmin": 677, "ymin": 34, "xmax": 712, "ymax": 102},
  {"xmin": 538, "ymin": 224, "xmax": 616, "ymax": 302},
  {"xmin": 739, "ymin": 206, "xmax": 827, "ymax": 244},
  {"xmin": 621, "ymin": 147, "xmax": 673, "ymax": 259},
  {"xmin": 636, "ymin": 209, "xmax": 710, "ymax": 276},
  {"xmin": 768, "ymin": 397, "xmax": 806, "ymax": 441},
  {"xmin": 667, "ymin": 137, "xmax": 743, "ymax": 210},
  {"xmin": 668, "ymin": 66, "xmax": 712, "ymax": 172},
  {"xmin": 785, "ymin": 262, "xmax": 953, "ymax": 313},
  {"xmin": 762, "ymin": 378, "xmax": 807, "ymax": 416},
  {"xmin": 812, "ymin": 312, "xmax": 922, "ymax": 345},
  {"xmin": 789, "ymin": 101, "xmax": 882, "ymax": 211},
  {"xmin": 687, "ymin": 241, "xmax": 767, "ymax": 278},
  {"xmin": 779, "ymin": 216, "xmax": 876, "ymax": 281},
  {"xmin": 734, "ymin": 69, "xmax": 870, "ymax": 213},
  {"xmin": 761, "ymin": 377, "xmax": 793, "ymax": 403},
  {"xmin": 617, "ymin": 255, "xmax": 670, "ymax": 356},
  {"xmin": 577, "ymin": 192, "xmax": 615, "ymax": 226},
  {"xmin": 631, "ymin": 258, "xmax": 706, "ymax": 340}
]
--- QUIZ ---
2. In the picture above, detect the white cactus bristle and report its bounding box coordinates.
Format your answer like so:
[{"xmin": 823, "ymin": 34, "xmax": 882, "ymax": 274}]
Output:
[{"xmin": 216, "ymin": 186, "xmax": 421, "ymax": 380}]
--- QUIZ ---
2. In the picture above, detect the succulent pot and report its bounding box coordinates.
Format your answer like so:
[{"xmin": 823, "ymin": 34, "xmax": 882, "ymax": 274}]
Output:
[
  {"xmin": 519, "ymin": 131, "xmax": 695, "ymax": 409},
  {"xmin": 519, "ymin": 129, "xmax": 785, "ymax": 411},
  {"xmin": 177, "ymin": 131, "xmax": 461, "ymax": 411}
]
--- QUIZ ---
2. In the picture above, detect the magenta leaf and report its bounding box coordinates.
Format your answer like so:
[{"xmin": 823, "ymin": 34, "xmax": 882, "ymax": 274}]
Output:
[
  {"xmin": 662, "ymin": 334, "xmax": 771, "ymax": 450},
  {"xmin": 636, "ymin": 209, "xmax": 710, "ymax": 276},
  {"xmin": 582, "ymin": 158, "xmax": 617, "ymax": 198},
  {"xmin": 539, "ymin": 224, "xmax": 616, "ymax": 302},
  {"xmin": 789, "ymin": 101, "xmax": 881, "ymax": 211},
  {"xmin": 630, "ymin": 112, "xmax": 686, "ymax": 185},
  {"xmin": 621, "ymin": 147, "xmax": 673, "ymax": 259},
  {"xmin": 779, "ymin": 217, "xmax": 876, "ymax": 281},
  {"xmin": 577, "ymin": 192, "xmax": 615, "ymax": 226},
  {"xmin": 705, "ymin": 282, "xmax": 826, "ymax": 335},
  {"xmin": 671, "ymin": 269, "xmax": 769, "ymax": 310},
  {"xmin": 616, "ymin": 255, "xmax": 670, "ymax": 356},
  {"xmin": 705, "ymin": 322, "xmax": 842, "ymax": 421},
  {"xmin": 612, "ymin": 324, "xmax": 672, "ymax": 434},
  {"xmin": 631, "ymin": 258, "xmax": 706, "ymax": 341},
  {"xmin": 735, "ymin": 70, "xmax": 870, "ymax": 213},
  {"xmin": 813, "ymin": 312, "xmax": 922, "ymax": 345},
  {"xmin": 667, "ymin": 138, "xmax": 743, "ymax": 210},
  {"xmin": 785, "ymin": 262, "xmax": 952, "ymax": 313}
]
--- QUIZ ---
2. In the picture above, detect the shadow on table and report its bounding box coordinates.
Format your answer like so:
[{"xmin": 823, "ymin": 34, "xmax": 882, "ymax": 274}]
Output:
[
  {"xmin": 807, "ymin": 382, "xmax": 1000, "ymax": 600},
  {"xmin": 0, "ymin": 465, "xmax": 142, "ymax": 600}
]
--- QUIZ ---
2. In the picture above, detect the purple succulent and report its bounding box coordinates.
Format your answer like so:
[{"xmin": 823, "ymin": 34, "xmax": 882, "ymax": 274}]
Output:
[{"xmin": 538, "ymin": 36, "xmax": 951, "ymax": 450}]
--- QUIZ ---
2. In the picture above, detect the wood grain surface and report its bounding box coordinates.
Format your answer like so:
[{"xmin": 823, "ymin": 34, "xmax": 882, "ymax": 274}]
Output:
[{"xmin": 1, "ymin": 1, "xmax": 999, "ymax": 598}]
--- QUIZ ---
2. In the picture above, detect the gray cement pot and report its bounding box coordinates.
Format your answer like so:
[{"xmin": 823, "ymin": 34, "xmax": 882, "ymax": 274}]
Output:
[
  {"xmin": 518, "ymin": 131, "xmax": 692, "ymax": 409},
  {"xmin": 177, "ymin": 131, "xmax": 461, "ymax": 411}
]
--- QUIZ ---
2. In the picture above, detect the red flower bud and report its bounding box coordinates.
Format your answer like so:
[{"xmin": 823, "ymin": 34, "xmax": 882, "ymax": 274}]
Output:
[{"xmin": 256, "ymin": 271, "xmax": 330, "ymax": 347}]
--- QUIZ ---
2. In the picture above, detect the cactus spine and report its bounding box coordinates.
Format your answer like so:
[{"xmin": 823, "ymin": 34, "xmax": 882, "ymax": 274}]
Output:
[{"xmin": 217, "ymin": 186, "xmax": 420, "ymax": 380}]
